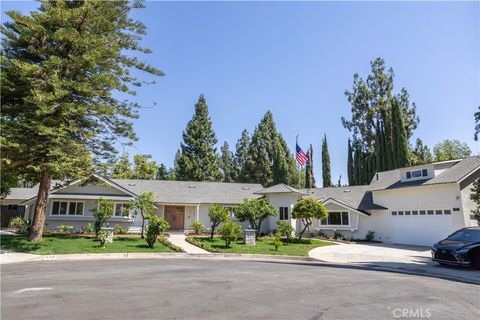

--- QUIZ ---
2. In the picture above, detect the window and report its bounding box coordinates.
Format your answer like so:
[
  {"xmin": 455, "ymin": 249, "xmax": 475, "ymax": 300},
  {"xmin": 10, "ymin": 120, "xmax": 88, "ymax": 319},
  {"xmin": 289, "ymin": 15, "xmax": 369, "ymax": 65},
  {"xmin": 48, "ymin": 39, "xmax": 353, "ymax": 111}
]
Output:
[
  {"xmin": 7, "ymin": 204, "xmax": 18, "ymax": 211},
  {"xmin": 114, "ymin": 203, "xmax": 129, "ymax": 217},
  {"xmin": 444, "ymin": 209, "xmax": 451, "ymax": 215},
  {"xmin": 412, "ymin": 210, "xmax": 418, "ymax": 215},
  {"xmin": 435, "ymin": 210, "xmax": 442, "ymax": 215},
  {"xmin": 411, "ymin": 170, "xmax": 422, "ymax": 178},
  {"xmin": 51, "ymin": 201, "xmax": 83, "ymax": 216},
  {"xmin": 322, "ymin": 211, "xmax": 349, "ymax": 226},
  {"xmin": 422, "ymin": 169, "xmax": 428, "ymax": 177},
  {"xmin": 406, "ymin": 169, "xmax": 428, "ymax": 179},
  {"xmin": 405, "ymin": 211, "xmax": 411, "ymax": 215},
  {"xmin": 427, "ymin": 210, "xmax": 434, "ymax": 215},
  {"xmin": 419, "ymin": 210, "xmax": 426, "ymax": 215},
  {"xmin": 279, "ymin": 207, "xmax": 289, "ymax": 220},
  {"xmin": 392, "ymin": 211, "xmax": 397, "ymax": 216},
  {"xmin": 406, "ymin": 172, "xmax": 411, "ymax": 179},
  {"xmin": 398, "ymin": 211, "xmax": 404, "ymax": 215}
]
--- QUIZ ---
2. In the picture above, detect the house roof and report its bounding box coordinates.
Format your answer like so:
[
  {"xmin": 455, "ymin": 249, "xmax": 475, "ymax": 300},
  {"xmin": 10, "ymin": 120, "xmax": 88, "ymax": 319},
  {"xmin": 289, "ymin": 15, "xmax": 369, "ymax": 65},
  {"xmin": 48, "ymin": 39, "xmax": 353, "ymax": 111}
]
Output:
[
  {"xmin": 300, "ymin": 185, "xmax": 386, "ymax": 211},
  {"xmin": 2, "ymin": 187, "xmax": 39, "ymax": 201},
  {"xmin": 369, "ymin": 156, "xmax": 480, "ymax": 191},
  {"xmin": 254, "ymin": 184, "xmax": 307, "ymax": 195},
  {"xmin": 111, "ymin": 179, "xmax": 263, "ymax": 204}
]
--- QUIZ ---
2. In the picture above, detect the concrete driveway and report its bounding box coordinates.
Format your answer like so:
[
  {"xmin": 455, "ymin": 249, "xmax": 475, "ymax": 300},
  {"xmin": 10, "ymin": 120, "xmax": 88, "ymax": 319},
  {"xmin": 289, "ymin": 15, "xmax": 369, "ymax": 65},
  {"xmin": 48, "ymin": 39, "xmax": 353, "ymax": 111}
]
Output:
[{"xmin": 309, "ymin": 242, "xmax": 479, "ymax": 284}]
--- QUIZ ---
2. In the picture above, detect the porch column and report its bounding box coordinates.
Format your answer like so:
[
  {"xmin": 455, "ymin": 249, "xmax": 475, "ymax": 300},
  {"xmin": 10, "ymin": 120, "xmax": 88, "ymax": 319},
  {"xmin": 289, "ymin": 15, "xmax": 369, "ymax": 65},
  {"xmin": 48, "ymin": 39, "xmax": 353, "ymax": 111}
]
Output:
[{"xmin": 195, "ymin": 204, "xmax": 200, "ymax": 221}]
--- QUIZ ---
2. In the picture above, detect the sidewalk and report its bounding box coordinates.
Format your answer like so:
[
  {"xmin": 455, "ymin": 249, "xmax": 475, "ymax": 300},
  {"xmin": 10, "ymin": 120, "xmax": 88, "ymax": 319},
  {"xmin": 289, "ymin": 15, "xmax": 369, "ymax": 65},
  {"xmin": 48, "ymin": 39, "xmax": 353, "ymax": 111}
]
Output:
[{"xmin": 167, "ymin": 233, "xmax": 210, "ymax": 254}]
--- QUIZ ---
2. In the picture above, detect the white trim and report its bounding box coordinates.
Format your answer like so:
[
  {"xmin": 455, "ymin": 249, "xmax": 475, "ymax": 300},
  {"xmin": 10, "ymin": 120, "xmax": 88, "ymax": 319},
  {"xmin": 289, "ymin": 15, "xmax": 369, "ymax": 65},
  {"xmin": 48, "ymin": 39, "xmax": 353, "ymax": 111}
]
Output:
[
  {"xmin": 319, "ymin": 211, "xmax": 351, "ymax": 227},
  {"xmin": 49, "ymin": 200, "xmax": 85, "ymax": 217},
  {"xmin": 113, "ymin": 202, "xmax": 130, "ymax": 217}
]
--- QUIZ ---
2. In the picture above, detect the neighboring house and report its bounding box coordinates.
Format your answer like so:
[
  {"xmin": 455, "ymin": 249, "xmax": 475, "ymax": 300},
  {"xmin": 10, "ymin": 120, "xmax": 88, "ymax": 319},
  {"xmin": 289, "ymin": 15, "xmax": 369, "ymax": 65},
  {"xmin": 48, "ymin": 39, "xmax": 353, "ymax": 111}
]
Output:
[{"xmin": 1, "ymin": 157, "xmax": 479, "ymax": 246}]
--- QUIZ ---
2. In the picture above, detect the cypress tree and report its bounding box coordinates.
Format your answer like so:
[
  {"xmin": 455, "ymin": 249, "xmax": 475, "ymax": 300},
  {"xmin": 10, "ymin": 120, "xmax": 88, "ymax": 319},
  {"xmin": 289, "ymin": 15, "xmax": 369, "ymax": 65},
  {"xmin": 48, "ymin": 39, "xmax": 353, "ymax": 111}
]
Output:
[
  {"xmin": 272, "ymin": 137, "xmax": 289, "ymax": 185},
  {"xmin": 347, "ymin": 139, "xmax": 354, "ymax": 186},
  {"xmin": 392, "ymin": 99, "xmax": 410, "ymax": 168},
  {"xmin": 322, "ymin": 134, "xmax": 332, "ymax": 187},
  {"xmin": 174, "ymin": 95, "xmax": 221, "ymax": 181},
  {"xmin": 234, "ymin": 130, "xmax": 250, "ymax": 182},
  {"xmin": 305, "ymin": 144, "xmax": 315, "ymax": 188},
  {"xmin": 220, "ymin": 141, "xmax": 235, "ymax": 182}
]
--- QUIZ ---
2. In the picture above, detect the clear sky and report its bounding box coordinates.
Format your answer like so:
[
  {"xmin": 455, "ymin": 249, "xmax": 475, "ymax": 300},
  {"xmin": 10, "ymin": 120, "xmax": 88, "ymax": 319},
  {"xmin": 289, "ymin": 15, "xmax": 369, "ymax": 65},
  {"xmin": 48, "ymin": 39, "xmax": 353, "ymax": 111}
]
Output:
[{"xmin": 2, "ymin": 1, "xmax": 479, "ymax": 185}]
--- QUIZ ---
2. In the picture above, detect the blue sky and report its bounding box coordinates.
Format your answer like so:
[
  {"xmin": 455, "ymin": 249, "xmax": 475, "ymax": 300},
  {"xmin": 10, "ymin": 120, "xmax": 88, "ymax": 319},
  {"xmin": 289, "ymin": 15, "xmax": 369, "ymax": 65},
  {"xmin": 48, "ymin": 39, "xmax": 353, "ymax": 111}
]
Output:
[{"xmin": 2, "ymin": 1, "xmax": 479, "ymax": 184}]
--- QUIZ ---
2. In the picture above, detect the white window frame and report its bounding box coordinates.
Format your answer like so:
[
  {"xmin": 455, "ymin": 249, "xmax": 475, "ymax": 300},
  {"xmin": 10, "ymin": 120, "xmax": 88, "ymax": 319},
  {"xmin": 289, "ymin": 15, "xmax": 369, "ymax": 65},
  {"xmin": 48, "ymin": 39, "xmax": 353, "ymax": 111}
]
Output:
[
  {"xmin": 113, "ymin": 202, "xmax": 130, "ymax": 217},
  {"xmin": 279, "ymin": 207, "xmax": 289, "ymax": 220},
  {"xmin": 320, "ymin": 211, "xmax": 350, "ymax": 227},
  {"xmin": 50, "ymin": 201, "xmax": 85, "ymax": 216}
]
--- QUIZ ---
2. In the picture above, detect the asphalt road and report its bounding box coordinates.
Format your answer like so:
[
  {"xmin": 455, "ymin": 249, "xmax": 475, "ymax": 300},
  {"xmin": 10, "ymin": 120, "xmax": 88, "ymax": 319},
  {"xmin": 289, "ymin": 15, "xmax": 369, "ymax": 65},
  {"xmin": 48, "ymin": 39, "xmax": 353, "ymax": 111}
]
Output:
[{"xmin": 2, "ymin": 259, "xmax": 479, "ymax": 320}]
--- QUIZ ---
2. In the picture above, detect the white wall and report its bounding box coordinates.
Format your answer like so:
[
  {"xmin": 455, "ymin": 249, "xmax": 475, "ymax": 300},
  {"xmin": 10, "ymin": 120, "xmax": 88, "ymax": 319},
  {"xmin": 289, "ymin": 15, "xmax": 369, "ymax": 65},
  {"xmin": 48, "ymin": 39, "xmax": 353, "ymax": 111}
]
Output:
[{"xmin": 264, "ymin": 193, "xmax": 303, "ymax": 234}]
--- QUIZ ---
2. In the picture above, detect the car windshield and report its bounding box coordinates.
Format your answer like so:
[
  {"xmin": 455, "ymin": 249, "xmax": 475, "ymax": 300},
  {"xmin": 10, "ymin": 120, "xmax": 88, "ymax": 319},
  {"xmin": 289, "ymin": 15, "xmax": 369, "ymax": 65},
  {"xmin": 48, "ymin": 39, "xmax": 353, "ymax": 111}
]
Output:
[{"xmin": 447, "ymin": 230, "xmax": 480, "ymax": 242}]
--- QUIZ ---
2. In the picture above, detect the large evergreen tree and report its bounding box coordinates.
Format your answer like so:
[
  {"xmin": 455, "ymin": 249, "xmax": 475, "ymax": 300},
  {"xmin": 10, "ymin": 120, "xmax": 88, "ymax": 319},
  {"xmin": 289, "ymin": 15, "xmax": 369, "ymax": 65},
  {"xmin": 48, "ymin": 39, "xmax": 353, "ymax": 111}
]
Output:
[
  {"xmin": 220, "ymin": 141, "xmax": 235, "ymax": 182},
  {"xmin": 391, "ymin": 99, "xmax": 410, "ymax": 168},
  {"xmin": 1, "ymin": 0, "xmax": 162, "ymax": 241},
  {"xmin": 234, "ymin": 129, "xmax": 250, "ymax": 182},
  {"xmin": 347, "ymin": 139, "xmax": 354, "ymax": 186},
  {"xmin": 305, "ymin": 144, "xmax": 315, "ymax": 188},
  {"xmin": 321, "ymin": 135, "xmax": 332, "ymax": 187},
  {"xmin": 272, "ymin": 137, "xmax": 290, "ymax": 185},
  {"xmin": 411, "ymin": 138, "xmax": 432, "ymax": 165},
  {"xmin": 174, "ymin": 95, "xmax": 221, "ymax": 181}
]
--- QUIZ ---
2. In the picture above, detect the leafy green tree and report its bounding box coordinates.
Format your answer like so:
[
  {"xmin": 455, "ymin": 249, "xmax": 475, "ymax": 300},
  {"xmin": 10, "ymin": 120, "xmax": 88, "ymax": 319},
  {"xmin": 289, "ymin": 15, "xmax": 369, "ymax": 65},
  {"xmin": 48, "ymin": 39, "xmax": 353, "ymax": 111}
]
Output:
[
  {"xmin": 129, "ymin": 192, "xmax": 156, "ymax": 238},
  {"xmin": 433, "ymin": 139, "xmax": 472, "ymax": 161},
  {"xmin": 92, "ymin": 198, "xmax": 114, "ymax": 237},
  {"xmin": 145, "ymin": 215, "xmax": 169, "ymax": 248},
  {"xmin": 220, "ymin": 141, "xmax": 236, "ymax": 182},
  {"xmin": 131, "ymin": 154, "xmax": 157, "ymax": 179},
  {"xmin": 234, "ymin": 198, "xmax": 276, "ymax": 237},
  {"xmin": 234, "ymin": 129, "xmax": 251, "ymax": 182},
  {"xmin": 112, "ymin": 155, "xmax": 132, "ymax": 179},
  {"xmin": 322, "ymin": 135, "xmax": 332, "ymax": 187},
  {"xmin": 273, "ymin": 232, "xmax": 283, "ymax": 251},
  {"xmin": 219, "ymin": 220, "xmax": 242, "ymax": 247},
  {"xmin": 1, "ymin": 0, "xmax": 162, "ymax": 241},
  {"xmin": 411, "ymin": 138, "xmax": 433, "ymax": 165},
  {"xmin": 305, "ymin": 145, "xmax": 315, "ymax": 188},
  {"xmin": 292, "ymin": 197, "xmax": 328, "ymax": 240},
  {"xmin": 208, "ymin": 204, "xmax": 230, "ymax": 239},
  {"xmin": 174, "ymin": 95, "xmax": 221, "ymax": 181},
  {"xmin": 470, "ymin": 179, "xmax": 480, "ymax": 223}
]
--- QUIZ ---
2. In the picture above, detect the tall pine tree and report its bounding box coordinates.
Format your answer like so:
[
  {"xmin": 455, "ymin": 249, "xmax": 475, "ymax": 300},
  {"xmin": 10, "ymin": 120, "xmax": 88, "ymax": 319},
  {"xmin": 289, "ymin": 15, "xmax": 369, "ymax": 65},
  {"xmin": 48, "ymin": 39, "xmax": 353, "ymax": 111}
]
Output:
[
  {"xmin": 347, "ymin": 139, "xmax": 354, "ymax": 186},
  {"xmin": 322, "ymin": 135, "xmax": 332, "ymax": 187},
  {"xmin": 1, "ymin": 0, "xmax": 163, "ymax": 241},
  {"xmin": 391, "ymin": 98, "xmax": 410, "ymax": 168},
  {"xmin": 174, "ymin": 95, "xmax": 221, "ymax": 181},
  {"xmin": 234, "ymin": 130, "xmax": 250, "ymax": 182},
  {"xmin": 305, "ymin": 144, "xmax": 315, "ymax": 188},
  {"xmin": 220, "ymin": 141, "xmax": 235, "ymax": 182}
]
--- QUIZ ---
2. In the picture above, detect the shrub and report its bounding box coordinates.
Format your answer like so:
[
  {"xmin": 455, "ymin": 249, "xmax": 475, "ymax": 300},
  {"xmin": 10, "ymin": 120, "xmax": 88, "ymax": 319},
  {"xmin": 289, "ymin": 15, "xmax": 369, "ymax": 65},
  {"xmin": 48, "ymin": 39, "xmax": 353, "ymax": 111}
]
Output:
[
  {"xmin": 57, "ymin": 224, "xmax": 74, "ymax": 233},
  {"xmin": 365, "ymin": 230, "xmax": 375, "ymax": 241},
  {"xmin": 129, "ymin": 192, "xmax": 156, "ymax": 238},
  {"xmin": 318, "ymin": 232, "xmax": 327, "ymax": 239},
  {"xmin": 273, "ymin": 232, "xmax": 283, "ymax": 251},
  {"xmin": 185, "ymin": 236, "xmax": 221, "ymax": 253},
  {"xmin": 158, "ymin": 235, "xmax": 184, "ymax": 252},
  {"xmin": 97, "ymin": 230, "xmax": 108, "ymax": 248},
  {"xmin": 9, "ymin": 217, "xmax": 27, "ymax": 231},
  {"xmin": 219, "ymin": 220, "xmax": 242, "ymax": 247},
  {"xmin": 292, "ymin": 197, "xmax": 328, "ymax": 240},
  {"xmin": 208, "ymin": 205, "xmax": 230, "ymax": 239},
  {"xmin": 43, "ymin": 225, "xmax": 50, "ymax": 234},
  {"xmin": 92, "ymin": 198, "xmax": 113, "ymax": 236},
  {"xmin": 145, "ymin": 215, "xmax": 169, "ymax": 248},
  {"xmin": 191, "ymin": 221, "xmax": 205, "ymax": 235},
  {"xmin": 333, "ymin": 231, "xmax": 344, "ymax": 240},
  {"xmin": 114, "ymin": 224, "xmax": 128, "ymax": 234},
  {"xmin": 81, "ymin": 223, "xmax": 94, "ymax": 234}
]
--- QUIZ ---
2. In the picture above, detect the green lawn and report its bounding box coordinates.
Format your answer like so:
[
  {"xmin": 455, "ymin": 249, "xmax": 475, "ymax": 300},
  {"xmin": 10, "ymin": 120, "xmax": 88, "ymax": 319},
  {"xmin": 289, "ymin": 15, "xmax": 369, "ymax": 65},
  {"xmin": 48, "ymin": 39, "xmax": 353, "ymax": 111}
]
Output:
[
  {"xmin": 191, "ymin": 237, "xmax": 335, "ymax": 256},
  {"xmin": 0, "ymin": 235, "xmax": 174, "ymax": 254}
]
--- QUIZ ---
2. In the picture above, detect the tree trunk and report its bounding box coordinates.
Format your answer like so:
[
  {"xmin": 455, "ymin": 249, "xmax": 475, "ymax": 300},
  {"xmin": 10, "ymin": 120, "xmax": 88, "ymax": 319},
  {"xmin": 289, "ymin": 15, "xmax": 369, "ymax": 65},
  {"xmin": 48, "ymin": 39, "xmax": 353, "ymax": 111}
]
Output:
[
  {"xmin": 298, "ymin": 221, "xmax": 310, "ymax": 241},
  {"xmin": 141, "ymin": 212, "xmax": 145, "ymax": 239},
  {"xmin": 27, "ymin": 171, "xmax": 51, "ymax": 242},
  {"xmin": 210, "ymin": 225, "xmax": 216, "ymax": 239}
]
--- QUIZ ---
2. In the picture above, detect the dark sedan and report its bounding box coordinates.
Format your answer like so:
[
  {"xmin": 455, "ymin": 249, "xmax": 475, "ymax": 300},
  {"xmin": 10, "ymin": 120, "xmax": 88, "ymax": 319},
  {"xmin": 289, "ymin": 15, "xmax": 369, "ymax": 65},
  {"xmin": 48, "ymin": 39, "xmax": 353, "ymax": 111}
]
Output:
[{"xmin": 431, "ymin": 227, "xmax": 480, "ymax": 268}]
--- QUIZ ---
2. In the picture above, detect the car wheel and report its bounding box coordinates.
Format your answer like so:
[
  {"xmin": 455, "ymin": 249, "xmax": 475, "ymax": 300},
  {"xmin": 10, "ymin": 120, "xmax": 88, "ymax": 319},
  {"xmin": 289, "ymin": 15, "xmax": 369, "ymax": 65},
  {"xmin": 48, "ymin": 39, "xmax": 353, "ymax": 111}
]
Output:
[{"xmin": 471, "ymin": 251, "xmax": 480, "ymax": 270}]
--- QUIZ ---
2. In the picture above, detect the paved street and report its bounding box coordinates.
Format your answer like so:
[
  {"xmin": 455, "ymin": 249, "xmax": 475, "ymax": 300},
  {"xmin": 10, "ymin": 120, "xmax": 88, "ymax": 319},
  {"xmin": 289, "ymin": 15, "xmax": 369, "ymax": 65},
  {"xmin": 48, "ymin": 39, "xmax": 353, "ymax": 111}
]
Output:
[{"xmin": 2, "ymin": 259, "xmax": 479, "ymax": 320}]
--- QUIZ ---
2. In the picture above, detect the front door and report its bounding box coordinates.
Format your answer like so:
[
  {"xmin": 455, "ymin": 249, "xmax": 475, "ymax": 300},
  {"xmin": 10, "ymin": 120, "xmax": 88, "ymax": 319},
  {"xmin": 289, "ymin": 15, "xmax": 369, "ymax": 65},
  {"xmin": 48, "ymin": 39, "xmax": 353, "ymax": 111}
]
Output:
[{"xmin": 164, "ymin": 206, "xmax": 185, "ymax": 229}]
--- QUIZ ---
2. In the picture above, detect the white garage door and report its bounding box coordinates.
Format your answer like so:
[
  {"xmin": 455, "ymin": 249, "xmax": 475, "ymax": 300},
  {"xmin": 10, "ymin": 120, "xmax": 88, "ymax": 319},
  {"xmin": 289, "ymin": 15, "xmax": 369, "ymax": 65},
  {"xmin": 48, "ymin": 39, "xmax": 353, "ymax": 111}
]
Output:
[{"xmin": 391, "ymin": 212, "xmax": 455, "ymax": 246}]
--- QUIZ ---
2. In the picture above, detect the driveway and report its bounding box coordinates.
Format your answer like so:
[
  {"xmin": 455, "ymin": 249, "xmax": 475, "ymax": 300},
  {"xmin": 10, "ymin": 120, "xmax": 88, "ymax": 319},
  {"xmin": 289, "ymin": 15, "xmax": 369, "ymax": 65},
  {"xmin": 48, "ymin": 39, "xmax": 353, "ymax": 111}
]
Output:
[
  {"xmin": 2, "ymin": 259, "xmax": 479, "ymax": 320},
  {"xmin": 309, "ymin": 242, "xmax": 479, "ymax": 284}
]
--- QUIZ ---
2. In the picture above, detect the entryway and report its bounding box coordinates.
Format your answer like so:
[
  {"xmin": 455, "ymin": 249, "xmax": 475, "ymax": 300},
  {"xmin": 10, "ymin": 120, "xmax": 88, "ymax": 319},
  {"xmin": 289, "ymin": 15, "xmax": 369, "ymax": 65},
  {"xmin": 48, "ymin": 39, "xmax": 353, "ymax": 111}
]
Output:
[{"xmin": 164, "ymin": 206, "xmax": 185, "ymax": 230}]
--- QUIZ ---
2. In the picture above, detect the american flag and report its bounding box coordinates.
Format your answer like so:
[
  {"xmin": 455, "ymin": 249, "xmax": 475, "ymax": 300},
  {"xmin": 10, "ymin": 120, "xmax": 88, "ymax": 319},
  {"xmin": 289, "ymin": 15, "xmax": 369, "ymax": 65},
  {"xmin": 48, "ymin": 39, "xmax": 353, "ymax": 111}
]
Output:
[{"xmin": 296, "ymin": 143, "xmax": 309, "ymax": 166}]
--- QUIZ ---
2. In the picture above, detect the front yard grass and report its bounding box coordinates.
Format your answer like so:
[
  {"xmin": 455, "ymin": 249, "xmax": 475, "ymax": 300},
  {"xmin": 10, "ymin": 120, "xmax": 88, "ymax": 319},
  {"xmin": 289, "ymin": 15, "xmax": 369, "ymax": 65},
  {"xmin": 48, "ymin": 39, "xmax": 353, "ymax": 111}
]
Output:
[
  {"xmin": 190, "ymin": 236, "xmax": 335, "ymax": 256},
  {"xmin": 0, "ymin": 235, "xmax": 175, "ymax": 254}
]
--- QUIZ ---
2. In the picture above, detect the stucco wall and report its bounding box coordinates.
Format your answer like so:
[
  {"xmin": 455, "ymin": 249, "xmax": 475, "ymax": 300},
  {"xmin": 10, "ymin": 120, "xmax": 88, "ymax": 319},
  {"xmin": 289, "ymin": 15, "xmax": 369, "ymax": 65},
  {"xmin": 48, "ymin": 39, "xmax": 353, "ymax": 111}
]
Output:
[
  {"xmin": 263, "ymin": 193, "xmax": 302, "ymax": 234},
  {"xmin": 460, "ymin": 181, "xmax": 479, "ymax": 227}
]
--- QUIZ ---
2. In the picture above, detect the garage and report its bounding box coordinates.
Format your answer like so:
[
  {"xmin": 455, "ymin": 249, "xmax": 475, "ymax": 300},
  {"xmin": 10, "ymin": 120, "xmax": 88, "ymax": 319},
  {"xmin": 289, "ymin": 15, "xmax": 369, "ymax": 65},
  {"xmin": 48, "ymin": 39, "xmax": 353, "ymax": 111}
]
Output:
[{"xmin": 391, "ymin": 210, "xmax": 455, "ymax": 246}]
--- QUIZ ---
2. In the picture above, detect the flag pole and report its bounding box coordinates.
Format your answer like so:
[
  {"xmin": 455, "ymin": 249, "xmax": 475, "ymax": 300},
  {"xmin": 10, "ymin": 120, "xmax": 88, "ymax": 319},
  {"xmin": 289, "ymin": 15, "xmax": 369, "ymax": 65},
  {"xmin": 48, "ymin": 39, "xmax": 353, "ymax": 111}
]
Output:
[{"xmin": 296, "ymin": 135, "xmax": 299, "ymax": 169}]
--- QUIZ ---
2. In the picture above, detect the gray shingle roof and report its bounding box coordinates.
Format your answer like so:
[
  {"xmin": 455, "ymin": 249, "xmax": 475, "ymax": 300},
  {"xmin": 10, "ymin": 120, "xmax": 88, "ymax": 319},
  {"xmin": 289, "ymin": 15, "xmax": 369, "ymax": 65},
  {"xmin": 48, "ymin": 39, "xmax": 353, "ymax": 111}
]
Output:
[
  {"xmin": 300, "ymin": 186, "xmax": 386, "ymax": 211},
  {"xmin": 254, "ymin": 184, "xmax": 306, "ymax": 195},
  {"xmin": 111, "ymin": 179, "xmax": 263, "ymax": 204},
  {"xmin": 369, "ymin": 156, "xmax": 480, "ymax": 191},
  {"xmin": 2, "ymin": 187, "xmax": 39, "ymax": 201}
]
